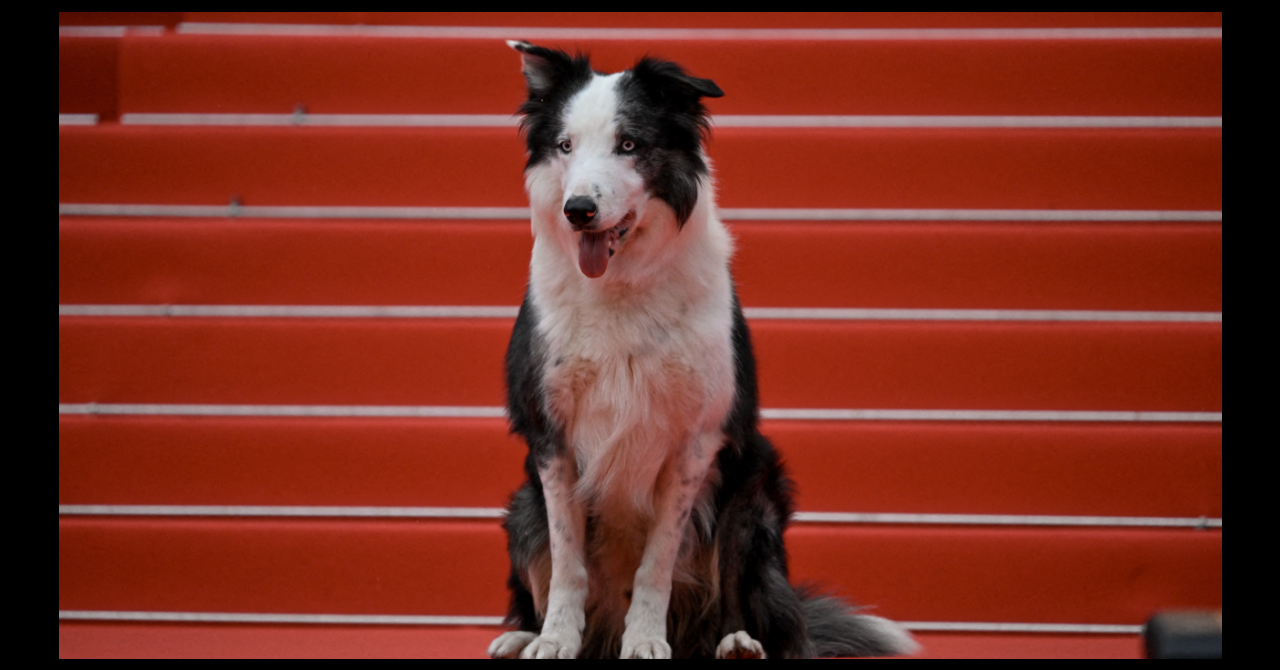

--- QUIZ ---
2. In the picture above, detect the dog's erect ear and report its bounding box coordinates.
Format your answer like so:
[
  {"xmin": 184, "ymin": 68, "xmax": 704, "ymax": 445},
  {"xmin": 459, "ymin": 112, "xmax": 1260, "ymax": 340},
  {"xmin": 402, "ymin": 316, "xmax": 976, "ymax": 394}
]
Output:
[
  {"xmin": 629, "ymin": 57, "xmax": 724, "ymax": 106},
  {"xmin": 508, "ymin": 40, "xmax": 581, "ymax": 99}
]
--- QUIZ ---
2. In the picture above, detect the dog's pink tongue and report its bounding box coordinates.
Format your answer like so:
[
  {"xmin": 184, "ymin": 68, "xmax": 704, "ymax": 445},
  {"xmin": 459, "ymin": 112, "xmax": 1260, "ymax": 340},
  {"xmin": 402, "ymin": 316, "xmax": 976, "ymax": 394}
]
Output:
[{"xmin": 578, "ymin": 230, "xmax": 610, "ymax": 278}]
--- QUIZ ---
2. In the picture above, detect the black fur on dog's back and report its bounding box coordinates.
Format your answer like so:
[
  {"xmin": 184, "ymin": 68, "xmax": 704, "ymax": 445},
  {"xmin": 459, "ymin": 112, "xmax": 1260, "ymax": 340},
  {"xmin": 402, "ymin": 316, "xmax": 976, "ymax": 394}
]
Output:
[{"xmin": 501, "ymin": 291, "xmax": 915, "ymax": 658}]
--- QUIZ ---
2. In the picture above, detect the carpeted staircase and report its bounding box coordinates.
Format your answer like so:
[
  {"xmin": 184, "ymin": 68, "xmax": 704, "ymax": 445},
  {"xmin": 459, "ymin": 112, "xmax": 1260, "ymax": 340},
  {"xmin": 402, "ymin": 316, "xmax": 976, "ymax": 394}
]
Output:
[{"xmin": 59, "ymin": 12, "xmax": 1222, "ymax": 658}]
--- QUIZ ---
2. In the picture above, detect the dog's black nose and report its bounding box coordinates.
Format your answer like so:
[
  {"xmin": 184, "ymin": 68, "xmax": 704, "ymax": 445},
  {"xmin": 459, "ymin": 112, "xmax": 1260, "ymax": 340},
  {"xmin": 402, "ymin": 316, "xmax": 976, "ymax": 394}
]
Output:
[{"xmin": 563, "ymin": 196, "xmax": 598, "ymax": 230}]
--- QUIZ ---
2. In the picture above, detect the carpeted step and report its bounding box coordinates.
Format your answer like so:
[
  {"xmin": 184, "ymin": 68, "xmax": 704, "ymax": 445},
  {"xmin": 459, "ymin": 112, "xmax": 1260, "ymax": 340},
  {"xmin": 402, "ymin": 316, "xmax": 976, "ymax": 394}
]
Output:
[
  {"xmin": 58, "ymin": 316, "xmax": 1221, "ymax": 411},
  {"xmin": 58, "ymin": 217, "xmax": 1223, "ymax": 312},
  {"xmin": 58, "ymin": 415, "xmax": 1222, "ymax": 517},
  {"xmin": 112, "ymin": 32, "xmax": 1222, "ymax": 116},
  {"xmin": 58, "ymin": 126, "xmax": 1223, "ymax": 210},
  {"xmin": 58, "ymin": 515, "xmax": 1221, "ymax": 624},
  {"xmin": 180, "ymin": 11, "xmax": 1223, "ymax": 29},
  {"xmin": 57, "ymin": 621, "xmax": 1148, "ymax": 659}
]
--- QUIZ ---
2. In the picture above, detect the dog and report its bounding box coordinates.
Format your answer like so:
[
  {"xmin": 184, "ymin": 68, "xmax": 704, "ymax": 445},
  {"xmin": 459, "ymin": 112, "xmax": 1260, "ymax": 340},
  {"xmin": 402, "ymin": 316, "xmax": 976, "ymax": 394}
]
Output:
[{"xmin": 488, "ymin": 41, "xmax": 918, "ymax": 659}]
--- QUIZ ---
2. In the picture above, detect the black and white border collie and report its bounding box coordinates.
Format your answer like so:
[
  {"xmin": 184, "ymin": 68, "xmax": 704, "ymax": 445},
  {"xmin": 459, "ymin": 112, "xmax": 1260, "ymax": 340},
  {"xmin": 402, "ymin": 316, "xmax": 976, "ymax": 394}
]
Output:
[{"xmin": 490, "ymin": 41, "xmax": 917, "ymax": 659}]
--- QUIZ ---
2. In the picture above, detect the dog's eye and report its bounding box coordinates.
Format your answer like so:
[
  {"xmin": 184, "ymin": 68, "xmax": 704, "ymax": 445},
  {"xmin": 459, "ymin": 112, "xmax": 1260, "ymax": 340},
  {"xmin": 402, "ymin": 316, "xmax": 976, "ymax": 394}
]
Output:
[
  {"xmin": 620, "ymin": 140, "xmax": 636, "ymax": 153},
  {"xmin": 559, "ymin": 140, "xmax": 572, "ymax": 154}
]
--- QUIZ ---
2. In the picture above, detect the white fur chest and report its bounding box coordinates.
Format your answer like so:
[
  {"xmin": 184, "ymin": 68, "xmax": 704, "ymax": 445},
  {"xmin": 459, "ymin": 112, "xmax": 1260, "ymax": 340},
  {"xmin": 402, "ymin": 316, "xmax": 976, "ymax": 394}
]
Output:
[{"xmin": 531, "ymin": 270, "xmax": 735, "ymax": 514}]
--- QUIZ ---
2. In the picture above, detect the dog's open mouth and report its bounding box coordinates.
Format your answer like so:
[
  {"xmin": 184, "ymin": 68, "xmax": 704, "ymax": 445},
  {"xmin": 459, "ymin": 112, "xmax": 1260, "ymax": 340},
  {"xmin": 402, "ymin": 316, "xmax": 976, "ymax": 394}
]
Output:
[{"xmin": 578, "ymin": 211, "xmax": 634, "ymax": 279}]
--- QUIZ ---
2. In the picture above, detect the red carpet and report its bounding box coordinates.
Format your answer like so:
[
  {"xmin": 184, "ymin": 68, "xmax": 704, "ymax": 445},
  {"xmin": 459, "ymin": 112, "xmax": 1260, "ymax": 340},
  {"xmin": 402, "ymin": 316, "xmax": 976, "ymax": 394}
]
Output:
[{"xmin": 59, "ymin": 12, "xmax": 1221, "ymax": 658}]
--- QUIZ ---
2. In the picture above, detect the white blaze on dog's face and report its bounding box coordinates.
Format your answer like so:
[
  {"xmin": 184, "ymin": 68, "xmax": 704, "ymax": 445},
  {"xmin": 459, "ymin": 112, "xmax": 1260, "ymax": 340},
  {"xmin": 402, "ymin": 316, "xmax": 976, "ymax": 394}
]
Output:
[
  {"xmin": 555, "ymin": 72, "xmax": 646, "ymax": 279},
  {"xmin": 510, "ymin": 41, "xmax": 724, "ymax": 282}
]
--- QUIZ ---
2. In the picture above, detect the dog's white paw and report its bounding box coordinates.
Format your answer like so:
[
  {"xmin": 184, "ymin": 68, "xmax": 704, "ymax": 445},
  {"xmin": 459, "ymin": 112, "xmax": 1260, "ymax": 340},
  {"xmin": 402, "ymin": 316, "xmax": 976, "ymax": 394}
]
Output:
[
  {"xmin": 620, "ymin": 635, "xmax": 672, "ymax": 659},
  {"xmin": 716, "ymin": 630, "xmax": 767, "ymax": 659},
  {"xmin": 517, "ymin": 631, "xmax": 582, "ymax": 659},
  {"xmin": 488, "ymin": 631, "xmax": 538, "ymax": 659}
]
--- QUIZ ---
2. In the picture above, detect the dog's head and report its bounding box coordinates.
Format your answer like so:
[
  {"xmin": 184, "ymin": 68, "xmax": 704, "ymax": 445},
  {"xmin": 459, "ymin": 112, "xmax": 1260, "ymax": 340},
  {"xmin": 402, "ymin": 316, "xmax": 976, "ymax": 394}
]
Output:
[{"xmin": 509, "ymin": 41, "xmax": 723, "ymax": 280}]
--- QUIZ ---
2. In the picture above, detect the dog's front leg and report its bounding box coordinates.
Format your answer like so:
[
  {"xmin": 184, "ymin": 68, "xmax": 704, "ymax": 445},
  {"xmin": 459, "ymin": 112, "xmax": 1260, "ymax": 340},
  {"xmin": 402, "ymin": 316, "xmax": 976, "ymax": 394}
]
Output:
[
  {"xmin": 521, "ymin": 455, "xmax": 588, "ymax": 659},
  {"xmin": 619, "ymin": 432, "xmax": 722, "ymax": 659}
]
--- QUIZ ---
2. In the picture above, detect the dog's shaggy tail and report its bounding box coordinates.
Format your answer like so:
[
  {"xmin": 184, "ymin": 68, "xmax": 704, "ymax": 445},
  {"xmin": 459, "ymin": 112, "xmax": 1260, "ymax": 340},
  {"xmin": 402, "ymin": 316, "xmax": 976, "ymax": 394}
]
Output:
[{"xmin": 800, "ymin": 589, "xmax": 920, "ymax": 657}]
